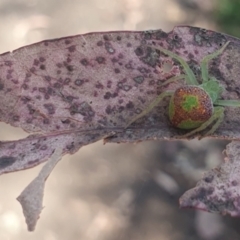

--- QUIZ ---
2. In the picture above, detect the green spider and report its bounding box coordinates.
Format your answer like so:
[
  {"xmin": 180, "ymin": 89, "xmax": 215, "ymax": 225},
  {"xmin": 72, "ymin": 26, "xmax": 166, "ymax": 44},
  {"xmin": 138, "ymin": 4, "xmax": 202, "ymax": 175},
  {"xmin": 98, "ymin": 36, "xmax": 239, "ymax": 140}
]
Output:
[{"xmin": 126, "ymin": 41, "xmax": 240, "ymax": 137}]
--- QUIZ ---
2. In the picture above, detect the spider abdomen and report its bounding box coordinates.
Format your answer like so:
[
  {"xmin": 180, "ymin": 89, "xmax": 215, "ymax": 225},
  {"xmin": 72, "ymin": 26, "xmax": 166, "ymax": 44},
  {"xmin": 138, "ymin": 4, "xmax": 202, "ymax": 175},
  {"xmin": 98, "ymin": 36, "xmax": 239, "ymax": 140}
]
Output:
[{"xmin": 169, "ymin": 86, "xmax": 214, "ymax": 129}]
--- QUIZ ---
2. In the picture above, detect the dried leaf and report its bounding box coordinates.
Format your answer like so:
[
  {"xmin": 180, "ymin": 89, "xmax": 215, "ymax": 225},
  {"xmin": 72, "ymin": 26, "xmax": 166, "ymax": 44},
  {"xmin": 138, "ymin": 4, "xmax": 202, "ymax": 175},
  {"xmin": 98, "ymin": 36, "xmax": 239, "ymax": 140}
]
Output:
[
  {"xmin": 180, "ymin": 141, "xmax": 240, "ymax": 216},
  {"xmin": 1, "ymin": 26, "xmax": 240, "ymax": 174},
  {"xmin": 0, "ymin": 129, "xmax": 112, "ymax": 174},
  {"xmin": 17, "ymin": 148, "xmax": 62, "ymax": 231}
]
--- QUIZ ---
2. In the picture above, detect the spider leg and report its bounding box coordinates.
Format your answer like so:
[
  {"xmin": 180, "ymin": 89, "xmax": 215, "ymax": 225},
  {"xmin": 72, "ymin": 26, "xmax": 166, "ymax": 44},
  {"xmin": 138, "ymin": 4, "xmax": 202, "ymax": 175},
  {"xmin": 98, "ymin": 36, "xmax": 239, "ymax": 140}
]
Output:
[
  {"xmin": 125, "ymin": 91, "xmax": 174, "ymax": 128},
  {"xmin": 150, "ymin": 45, "xmax": 198, "ymax": 85},
  {"xmin": 160, "ymin": 74, "xmax": 186, "ymax": 87},
  {"xmin": 214, "ymin": 99, "xmax": 240, "ymax": 107},
  {"xmin": 179, "ymin": 106, "xmax": 224, "ymax": 138},
  {"xmin": 200, "ymin": 41, "xmax": 230, "ymax": 83}
]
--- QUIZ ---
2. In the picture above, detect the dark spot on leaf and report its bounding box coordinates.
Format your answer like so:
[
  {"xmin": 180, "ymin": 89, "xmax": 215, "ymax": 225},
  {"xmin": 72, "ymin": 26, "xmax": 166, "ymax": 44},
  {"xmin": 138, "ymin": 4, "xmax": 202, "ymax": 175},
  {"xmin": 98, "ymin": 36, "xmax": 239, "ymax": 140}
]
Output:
[
  {"xmin": 47, "ymin": 87, "xmax": 55, "ymax": 95},
  {"xmin": 80, "ymin": 58, "xmax": 89, "ymax": 66},
  {"xmin": 0, "ymin": 156, "xmax": 16, "ymax": 169},
  {"xmin": 68, "ymin": 45, "xmax": 76, "ymax": 52},
  {"xmin": 66, "ymin": 96, "xmax": 74, "ymax": 102},
  {"xmin": 66, "ymin": 142, "xmax": 75, "ymax": 151},
  {"xmin": 61, "ymin": 119, "xmax": 70, "ymax": 124},
  {"xmin": 0, "ymin": 83, "xmax": 4, "ymax": 90},
  {"xmin": 116, "ymin": 36, "xmax": 121, "ymax": 41},
  {"xmin": 44, "ymin": 94, "xmax": 50, "ymax": 100},
  {"xmin": 95, "ymin": 82, "xmax": 104, "ymax": 89},
  {"xmin": 66, "ymin": 65, "xmax": 74, "ymax": 72},
  {"xmin": 45, "ymin": 76, "xmax": 51, "ymax": 81},
  {"xmin": 34, "ymin": 59, "xmax": 39, "ymax": 66},
  {"xmin": 40, "ymin": 145, "xmax": 47, "ymax": 150},
  {"xmin": 12, "ymin": 79, "xmax": 19, "ymax": 84},
  {"xmin": 39, "ymin": 57, "xmax": 45, "ymax": 62},
  {"xmin": 64, "ymin": 78, "xmax": 71, "ymax": 84},
  {"xmin": 173, "ymin": 34, "xmax": 179, "ymax": 40},
  {"xmin": 104, "ymin": 92, "xmax": 111, "ymax": 99},
  {"xmin": 135, "ymin": 108, "xmax": 142, "ymax": 114},
  {"xmin": 12, "ymin": 115, "xmax": 20, "ymax": 121},
  {"xmin": 21, "ymin": 84, "xmax": 28, "ymax": 90},
  {"xmin": 39, "ymin": 87, "xmax": 46, "ymax": 93},
  {"xmin": 226, "ymin": 63, "xmax": 233, "ymax": 71},
  {"xmin": 57, "ymin": 63, "xmax": 62, "ymax": 68},
  {"xmin": 27, "ymin": 104, "xmax": 35, "ymax": 114},
  {"xmin": 118, "ymin": 99, "xmax": 123, "ymax": 104},
  {"xmin": 96, "ymin": 57, "xmax": 106, "ymax": 64},
  {"xmin": 28, "ymin": 159, "xmax": 40, "ymax": 166},
  {"xmin": 127, "ymin": 43, "xmax": 132, "ymax": 47},
  {"xmin": 26, "ymin": 118, "xmax": 32, "ymax": 124},
  {"xmin": 144, "ymin": 31, "xmax": 153, "ymax": 40},
  {"xmin": 126, "ymin": 101, "xmax": 134, "ymax": 109},
  {"xmin": 40, "ymin": 64, "xmax": 46, "ymax": 70},
  {"xmin": 43, "ymin": 118, "xmax": 50, "ymax": 124},
  {"xmin": 123, "ymin": 85, "xmax": 131, "ymax": 91},
  {"xmin": 138, "ymin": 67, "xmax": 149, "ymax": 74},
  {"xmin": 196, "ymin": 187, "xmax": 214, "ymax": 200},
  {"xmin": 114, "ymin": 68, "xmax": 120, "ymax": 74},
  {"xmin": 30, "ymin": 67, "xmax": 36, "ymax": 73},
  {"xmin": 44, "ymin": 103, "xmax": 55, "ymax": 114},
  {"xmin": 135, "ymin": 47, "xmax": 144, "ymax": 56},
  {"xmin": 111, "ymin": 58, "xmax": 118, "ymax": 63},
  {"xmin": 69, "ymin": 102, "xmax": 95, "ymax": 119},
  {"xmin": 9, "ymin": 143, "xmax": 16, "ymax": 149},
  {"xmin": 103, "ymin": 35, "xmax": 109, "ymax": 41},
  {"xmin": 105, "ymin": 105, "xmax": 112, "ymax": 114},
  {"xmin": 133, "ymin": 76, "xmax": 144, "ymax": 84},
  {"xmin": 232, "ymin": 180, "xmax": 238, "ymax": 186},
  {"xmin": 65, "ymin": 39, "xmax": 71, "ymax": 45},
  {"xmin": 107, "ymin": 80, "xmax": 112, "ymax": 88},
  {"xmin": 5, "ymin": 61, "xmax": 12, "ymax": 66},
  {"xmin": 53, "ymin": 82, "xmax": 61, "ymax": 88},
  {"xmin": 118, "ymin": 106, "xmax": 124, "ymax": 113},
  {"xmin": 156, "ymin": 30, "xmax": 168, "ymax": 39},
  {"xmin": 188, "ymin": 53, "xmax": 194, "ymax": 59},
  {"xmin": 75, "ymin": 79, "xmax": 84, "ymax": 86},
  {"xmin": 112, "ymin": 92, "xmax": 118, "ymax": 98},
  {"xmin": 105, "ymin": 42, "xmax": 115, "ymax": 54},
  {"xmin": 118, "ymin": 53, "xmax": 123, "ymax": 59},
  {"xmin": 141, "ymin": 46, "xmax": 160, "ymax": 67},
  {"xmin": 204, "ymin": 175, "xmax": 214, "ymax": 183},
  {"xmin": 117, "ymin": 82, "xmax": 123, "ymax": 88},
  {"xmin": 125, "ymin": 63, "xmax": 133, "ymax": 69},
  {"xmin": 97, "ymin": 41, "xmax": 103, "ymax": 46},
  {"xmin": 21, "ymin": 96, "xmax": 31, "ymax": 103}
]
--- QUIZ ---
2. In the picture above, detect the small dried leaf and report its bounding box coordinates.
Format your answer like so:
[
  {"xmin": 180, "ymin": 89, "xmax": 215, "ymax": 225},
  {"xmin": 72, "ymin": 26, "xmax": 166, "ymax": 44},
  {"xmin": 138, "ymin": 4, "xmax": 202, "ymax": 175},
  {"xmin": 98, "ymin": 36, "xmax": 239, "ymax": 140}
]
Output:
[
  {"xmin": 17, "ymin": 148, "xmax": 62, "ymax": 231},
  {"xmin": 180, "ymin": 141, "xmax": 240, "ymax": 216}
]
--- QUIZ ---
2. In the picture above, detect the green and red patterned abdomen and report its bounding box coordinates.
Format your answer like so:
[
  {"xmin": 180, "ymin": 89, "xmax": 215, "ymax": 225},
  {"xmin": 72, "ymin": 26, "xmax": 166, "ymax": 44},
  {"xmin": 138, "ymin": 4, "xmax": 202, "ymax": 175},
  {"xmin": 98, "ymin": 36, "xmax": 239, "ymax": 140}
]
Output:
[{"xmin": 169, "ymin": 86, "xmax": 213, "ymax": 129}]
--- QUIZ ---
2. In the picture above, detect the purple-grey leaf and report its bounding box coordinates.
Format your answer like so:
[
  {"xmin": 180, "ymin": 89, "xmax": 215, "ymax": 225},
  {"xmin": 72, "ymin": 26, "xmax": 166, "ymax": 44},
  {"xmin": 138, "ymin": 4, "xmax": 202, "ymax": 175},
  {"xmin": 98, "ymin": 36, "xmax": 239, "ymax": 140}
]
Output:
[{"xmin": 180, "ymin": 141, "xmax": 240, "ymax": 217}]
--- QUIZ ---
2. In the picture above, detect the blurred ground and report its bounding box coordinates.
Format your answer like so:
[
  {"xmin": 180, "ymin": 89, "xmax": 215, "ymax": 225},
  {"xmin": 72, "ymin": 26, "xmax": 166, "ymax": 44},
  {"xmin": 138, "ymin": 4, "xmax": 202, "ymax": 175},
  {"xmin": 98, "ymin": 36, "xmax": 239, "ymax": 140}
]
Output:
[{"xmin": 0, "ymin": 0, "xmax": 240, "ymax": 240}]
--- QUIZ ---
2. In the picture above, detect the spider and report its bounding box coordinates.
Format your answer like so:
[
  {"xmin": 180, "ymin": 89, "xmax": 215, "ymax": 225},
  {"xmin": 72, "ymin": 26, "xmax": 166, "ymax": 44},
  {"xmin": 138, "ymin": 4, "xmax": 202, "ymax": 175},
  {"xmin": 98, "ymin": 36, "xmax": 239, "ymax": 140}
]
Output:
[{"xmin": 126, "ymin": 41, "xmax": 240, "ymax": 137}]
